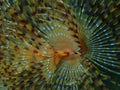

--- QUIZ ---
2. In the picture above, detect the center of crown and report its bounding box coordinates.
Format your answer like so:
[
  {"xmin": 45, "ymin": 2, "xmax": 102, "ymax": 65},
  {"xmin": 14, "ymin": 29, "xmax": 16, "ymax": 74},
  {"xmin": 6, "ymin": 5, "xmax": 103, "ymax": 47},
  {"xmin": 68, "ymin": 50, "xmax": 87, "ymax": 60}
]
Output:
[{"xmin": 52, "ymin": 40, "xmax": 80, "ymax": 65}]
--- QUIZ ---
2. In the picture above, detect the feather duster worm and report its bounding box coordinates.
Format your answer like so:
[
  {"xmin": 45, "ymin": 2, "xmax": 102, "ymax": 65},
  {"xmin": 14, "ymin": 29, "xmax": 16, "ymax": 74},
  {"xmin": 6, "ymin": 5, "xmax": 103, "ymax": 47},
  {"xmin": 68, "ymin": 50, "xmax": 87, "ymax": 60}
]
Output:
[{"xmin": 0, "ymin": 0, "xmax": 120, "ymax": 90}]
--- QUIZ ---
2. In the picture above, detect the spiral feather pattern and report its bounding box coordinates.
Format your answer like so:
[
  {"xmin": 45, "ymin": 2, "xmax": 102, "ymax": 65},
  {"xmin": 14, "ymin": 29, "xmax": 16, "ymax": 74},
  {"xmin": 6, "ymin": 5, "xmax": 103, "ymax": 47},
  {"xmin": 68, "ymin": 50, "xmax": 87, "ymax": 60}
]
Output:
[{"xmin": 0, "ymin": 0, "xmax": 120, "ymax": 90}]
